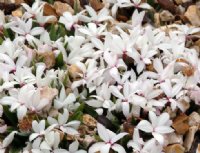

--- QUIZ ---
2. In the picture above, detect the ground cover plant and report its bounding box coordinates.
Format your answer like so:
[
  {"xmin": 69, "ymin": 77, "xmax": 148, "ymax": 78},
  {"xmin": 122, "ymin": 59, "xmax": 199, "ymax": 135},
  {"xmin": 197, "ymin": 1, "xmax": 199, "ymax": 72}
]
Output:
[{"xmin": 0, "ymin": 0, "xmax": 200, "ymax": 152}]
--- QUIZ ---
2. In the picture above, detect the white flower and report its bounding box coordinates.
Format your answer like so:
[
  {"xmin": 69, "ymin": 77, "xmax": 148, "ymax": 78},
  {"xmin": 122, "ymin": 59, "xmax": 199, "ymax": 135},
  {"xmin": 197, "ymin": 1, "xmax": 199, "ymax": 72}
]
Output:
[
  {"xmin": 71, "ymin": 60, "xmax": 104, "ymax": 89},
  {"xmin": 127, "ymin": 129, "xmax": 144, "ymax": 152},
  {"xmin": 10, "ymin": 18, "xmax": 44, "ymax": 44},
  {"xmin": 2, "ymin": 131, "xmax": 18, "ymax": 148},
  {"xmin": 137, "ymin": 111, "xmax": 174, "ymax": 144},
  {"xmin": 86, "ymin": 83, "xmax": 114, "ymax": 110},
  {"xmin": 21, "ymin": 0, "xmax": 44, "ymax": 19},
  {"xmin": 160, "ymin": 79, "xmax": 184, "ymax": 111},
  {"xmin": 110, "ymin": 81, "xmax": 143, "ymax": 117},
  {"xmin": 141, "ymin": 58, "xmax": 175, "ymax": 83},
  {"xmin": 132, "ymin": 44, "xmax": 157, "ymax": 74},
  {"xmin": 78, "ymin": 23, "xmax": 107, "ymax": 38},
  {"xmin": 39, "ymin": 130, "xmax": 60, "ymax": 150},
  {"xmin": 29, "ymin": 120, "xmax": 55, "ymax": 142},
  {"xmin": 79, "ymin": 6, "xmax": 113, "ymax": 23},
  {"xmin": 89, "ymin": 123, "xmax": 127, "ymax": 153},
  {"xmin": 0, "ymin": 84, "xmax": 49, "ymax": 120},
  {"xmin": 121, "ymin": 0, "xmax": 152, "ymax": 9},
  {"xmin": 67, "ymin": 140, "xmax": 87, "ymax": 153},
  {"xmin": 0, "ymin": 85, "xmax": 32, "ymax": 120},
  {"xmin": 54, "ymin": 85, "xmax": 76, "ymax": 110},
  {"xmin": 47, "ymin": 109, "xmax": 80, "ymax": 135},
  {"xmin": 59, "ymin": 12, "xmax": 79, "ymax": 30}
]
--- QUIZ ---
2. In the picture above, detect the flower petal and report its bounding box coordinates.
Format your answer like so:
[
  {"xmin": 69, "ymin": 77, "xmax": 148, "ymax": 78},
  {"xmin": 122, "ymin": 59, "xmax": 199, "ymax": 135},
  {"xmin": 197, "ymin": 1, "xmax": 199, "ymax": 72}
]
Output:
[{"xmin": 137, "ymin": 120, "xmax": 153, "ymax": 133}]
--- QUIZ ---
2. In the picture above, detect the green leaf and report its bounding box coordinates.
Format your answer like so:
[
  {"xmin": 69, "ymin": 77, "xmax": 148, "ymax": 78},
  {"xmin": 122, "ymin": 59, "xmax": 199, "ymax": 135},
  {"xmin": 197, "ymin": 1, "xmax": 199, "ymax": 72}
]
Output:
[
  {"xmin": 55, "ymin": 52, "xmax": 65, "ymax": 68},
  {"xmin": 73, "ymin": 0, "xmax": 80, "ymax": 14},
  {"xmin": 147, "ymin": 0, "xmax": 155, "ymax": 6},
  {"xmin": 0, "ymin": 37, "xmax": 3, "ymax": 45},
  {"xmin": 84, "ymin": 104, "xmax": 98, "ymax": 118},
  {"xmin": 3, "ymin": 106, "xmax": 18, "ymax": 127},
  {"xmin": 49, "ymin": 24, "xmax": 57, "ymax": 41},
  {"xmin": 3, "ymin": 29, "xmax": 14, "ymax": 40},
  {"xmin": 57, "ymin": 24, "xmax": 67, "ymax": 38},
  {"xmin": 69, "ymin": 111, "xmax": 83, "ymax": 121},
  {"xmin": 9, "ymin": 147, "xmax": 21, "ymax": 153}
]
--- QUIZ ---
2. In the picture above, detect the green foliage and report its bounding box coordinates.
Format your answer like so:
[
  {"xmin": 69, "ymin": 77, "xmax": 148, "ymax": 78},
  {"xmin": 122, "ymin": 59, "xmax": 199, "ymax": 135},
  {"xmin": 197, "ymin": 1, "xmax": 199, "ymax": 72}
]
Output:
[{"xmin": 55, "ymin": 52, "xmax": 65, "ymax": 68}]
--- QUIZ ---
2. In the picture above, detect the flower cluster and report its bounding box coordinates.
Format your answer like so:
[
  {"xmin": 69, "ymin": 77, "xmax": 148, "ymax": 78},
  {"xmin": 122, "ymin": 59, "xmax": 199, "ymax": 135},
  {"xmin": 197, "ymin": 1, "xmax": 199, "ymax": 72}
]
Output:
[{"xmin": 0, "ymin": 0, "xmax": 200, "ymax": 152}]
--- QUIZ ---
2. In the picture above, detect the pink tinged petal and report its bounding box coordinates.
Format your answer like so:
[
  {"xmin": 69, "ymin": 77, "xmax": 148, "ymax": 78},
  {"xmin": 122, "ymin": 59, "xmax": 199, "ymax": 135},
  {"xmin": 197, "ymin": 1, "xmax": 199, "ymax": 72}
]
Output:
[
  {"xmin": 36, "ymin": 98, "xmax": 49, "ymax": 110},
  {"xmin": 161, "ymin": 61, "xmax": 175, "ymax": 80},
  {"xmin": 100, "ymin": 143, "xmax": 111, "ymax": 153},
  {"xmin": 32, "ymin": 137, "xmax": 42, "ymax": 148},
  {"xmin": 109, "ymin": 86, "xmax": 124, "ymax": 99},
  {"xmin": 137, "ymin": 62, "xmax": 145, "ymax": 74},
  {"xmin": 153, "ymin": 58, "xmax": 163, "ymax": 73},
  {"xmin": 30, "ymin": 27, "xmax": 44, "ymax": 36},
  {"xmin": 29, "ymin": 133, "xmax": 39, "ymax": 141},
  {"xmin": 112, "ymin": 144, "xmax": 126, "ymax": 153},
  {"xmin": 85, "ymin": 6, "xmax": 97, "ymax": 17},
  {"xmin": 86, "ymin": 99, "xmax": 103, "ymax": 108},
  {"xmin": 3, "ymin": 131, "xmax": 17, "ymax": 148},
  {"xmin": 132, "ymin": 95, "xmax": 146, "ymax": 107},
  {"xmin": 10, "ymin": 27, "xmax": 25, "ymax": 35},
  {"xmin": 17, "ymin": 105, "xmax": 27, "ymax": 120},
  {"xmin": 32, "ymin": 121, "xmax": 40, "ymax": 133},
  {"xmin": 104, "ymin": 51, "xmax": 116, "ymax": 67},
  {"xmin": 157, "ymin": 112, "xmax": 170, "ymax": 126},
  {"xmin": 139, "ymin": 3, "xmax": 152, "ymax": 9},
  {"xmin": 170, "ymin": 99, "xmax": 177, "ymax": 111},
  {"xmin": 0, "ymin": 125, "xmax": 7, "ymax": 133},
  {"xmin": 79, "ymin": 28, "xmax": 92, "ymax": 36},
  {"xmin": 25, "ymin": 18, "xmax": 32, "ymax": 33},
  {"xmin": 122, "ymin": 102, "xmax": 130, "ymax": 118},
  {"xmin": 40, "ymin": 141, "xmax": 51, "ymax": 150},
  {"xmin": 69, "ymin": 140, "xmax": 79, "ymax": 152},
  {"xmin": 137, "ymin": 120, "xmax": 153, "ymax": 133},
  {"xmin": 109, "ymin": 67, "xmax": 121, "ymax": 83},
  {"xmin": 71, "ymin": 80, "xmax": 85, "ymax": 89},
  {"xmin": 149, "ymin": 111, "xmax": 157, "ymax": 127},
  {"xmin": 64, "ymin": 93, "xmax": 76, "ymax": 105},
  {"xmin": 152, "ymin": 132, "xmax": 164, "ymax": 145},
  {"xmin": 65, "ymin": 121, "xmax": 80, "ymax": 128},
  {"xmin": 111, "ymin": 133, "xmax": 127, "ymax": 144},
  {"xmin": 172, "ymin": 83, "xmax": 183, "ymax": 96},
  {"xmin": 155, "ymin": 126, "xmax": 174, "ymax": 134},
  {"xmin": 61, "ymin": 127, "xmax": 79, "ymax": 135},
  {"xmin": 39, "ymin": 120, "xmax": 45, "ymax": 131},
  {"xmin": 88, "ymin": 142, "xmax": 105, "ymax": 153},
  {"xmin": 47, "ymin": 117, "xmax": 58, "ymax": 125},
  {"xmin": 97, "ymin": 123, "xmax": 109, "ymax": 142},
  {"xmin": 160, "ymin": 79, "xmax": 172, "ymax": 97}
]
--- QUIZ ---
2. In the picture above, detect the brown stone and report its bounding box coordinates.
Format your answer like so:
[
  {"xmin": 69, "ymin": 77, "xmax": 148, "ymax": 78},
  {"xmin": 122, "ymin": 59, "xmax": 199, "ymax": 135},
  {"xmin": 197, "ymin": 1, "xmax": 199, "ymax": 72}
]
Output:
[
  {"xmin": 43, "ymin": 3, "xmax": 58, "ymax": 17},
  {"xmin": 184, "ymin": 5, "xmax": 200, "ymax": 26},
  {"xmin": 165, "ymin": 144, "xmax": 185, "ymax": 153},
  {"xmin": 197, "ymin": 144, "xmax": 200, "ymax": 153},
  {"xmin": 188, "ymin": 112, "xmax": 200, "ymax": 127},
  {"xmin": 183, "ymin": 126, "xmax": 198, "ymax": 152},
  {"xmin": 15, "ymin": 0, "xmax": 25, "ymax": 4},
  {"xmin": 68, "ymin": 64, "xmax": 83, "ymax": 79},
  {"xmin": 154, "ymin": 13, "xmax": 161, "ymax": 27},
  {"xmin": 172, "ymin": 114, "xmax": 189, "ymax": 135},
  {"xmin": 12, "ymin": 8, "xmax": 22, "ymax": 17},
  {"xmin": 54, "ymin": 1, "xmax": 74, "ymax": 16},
  {"xmin": 160, "ymin": 10, "xmax": 175, "ymax": 22},
  {"xmin": 123, "ymin": 122, "xmax": 134, "ymax": 136},
  {"xmin": 89, "ymin": 0, "xmax": 104, "ymax": 11},
  {"xmin": 82, "ymin": 114, "xmax": 97, "ymax": 127},
  {"xmin": 40, "ymin": 86, "xmax": 58, "ymax": 102},
  {"xmin": 38, "ymin": 51, "xmax": 56, "ymax": 69},
  {"xmin": 166, "ymin": 133, "xmax": 183, "ymax": 145}
]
